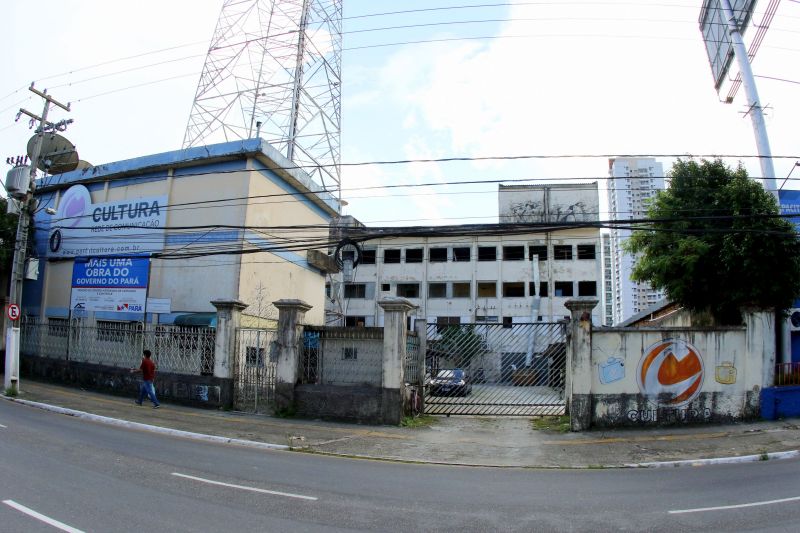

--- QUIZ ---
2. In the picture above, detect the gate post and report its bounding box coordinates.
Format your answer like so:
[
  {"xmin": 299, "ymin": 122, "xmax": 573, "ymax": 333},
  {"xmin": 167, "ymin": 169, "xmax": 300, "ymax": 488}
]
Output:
[
  {"xmin": 211, "ymin": 299, "xmax": 249, "ymax": 380},
  {"xmin": 379, "ymin": 297, "xmax": 416, "ymax": 425},
  {"xmin": 564, "ymin": 297, "xmax": 598, "ymax": 431},
  {"xmin": 273, "ymin": 299, "xmax": 312, "ymax": 413}
]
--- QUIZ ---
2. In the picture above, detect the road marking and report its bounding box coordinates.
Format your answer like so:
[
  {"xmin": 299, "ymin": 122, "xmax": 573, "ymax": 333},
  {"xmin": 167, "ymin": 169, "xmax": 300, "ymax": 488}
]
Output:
[
  {"xmin": 171, "ymin": 473, "xmax": 318, "ymax": 501},
  {"xmin": 669, "ymin": 495, "xmax": 800, "ymax": 514},
  {"xmin": 3, "ymin": 500, "xmax": 85, "ymax": 532}
]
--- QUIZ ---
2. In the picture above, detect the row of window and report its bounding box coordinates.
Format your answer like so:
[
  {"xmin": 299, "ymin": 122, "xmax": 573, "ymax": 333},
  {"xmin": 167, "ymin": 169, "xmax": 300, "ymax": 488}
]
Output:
[
  {"xmin": 340, "ymin": 280, "xmax": 597, "ymax": 299},
  {"xmin": 343, "ymin": 315, "xmax": 568, "ymax": 331},
  {"xmin": 354, "ymin": 244, "xmax": 596, "ymax": 264}
]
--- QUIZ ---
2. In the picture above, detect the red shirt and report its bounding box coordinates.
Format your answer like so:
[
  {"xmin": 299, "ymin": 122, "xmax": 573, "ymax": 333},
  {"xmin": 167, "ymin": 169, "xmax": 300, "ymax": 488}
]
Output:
[{"xmin": 140, "ymin": 358, "xmax": 156, "ymax": 381}]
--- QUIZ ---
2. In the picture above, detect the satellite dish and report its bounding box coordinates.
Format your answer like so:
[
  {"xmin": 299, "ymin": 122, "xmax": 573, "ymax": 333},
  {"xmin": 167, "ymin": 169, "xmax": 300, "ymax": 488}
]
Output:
[
  {"xmin": 26, "ymin": 133, "xmax": 79, "ymax": 174},
  {"xmin": 75, "ymin": 160, "xmax": 92, "ymax": 170}
]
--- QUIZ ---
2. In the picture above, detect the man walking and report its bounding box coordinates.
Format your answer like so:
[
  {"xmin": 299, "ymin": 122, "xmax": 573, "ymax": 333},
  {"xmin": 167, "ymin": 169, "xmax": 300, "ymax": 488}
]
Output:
[{"xmin": 131, "ymin": 349, "xmax": 160, "ymax": 408}]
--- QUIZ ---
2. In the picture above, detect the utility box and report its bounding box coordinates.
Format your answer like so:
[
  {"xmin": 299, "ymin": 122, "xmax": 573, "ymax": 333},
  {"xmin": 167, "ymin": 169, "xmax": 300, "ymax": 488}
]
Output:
[
  {"xmin": 24, "ymin": 258, "xmax": 39, "ymax": 280},
  {"xmin": 5, "ymin": 166, "xmax": 31, "ymax": 199}
]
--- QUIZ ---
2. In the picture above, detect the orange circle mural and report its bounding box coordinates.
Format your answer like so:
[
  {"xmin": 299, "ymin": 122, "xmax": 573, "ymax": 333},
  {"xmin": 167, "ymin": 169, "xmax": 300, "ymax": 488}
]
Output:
[{"xmin": 636, "ymin": 338, "xmax": 704, "ymax": 407}]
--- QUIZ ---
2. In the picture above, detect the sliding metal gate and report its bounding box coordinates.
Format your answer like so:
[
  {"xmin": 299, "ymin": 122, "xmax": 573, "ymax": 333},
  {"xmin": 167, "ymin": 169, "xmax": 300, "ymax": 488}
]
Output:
[
  {"xmin": 233, "ymin": 328, "xmax": 277, "ymax": 413},
  {"xmin": 424, "ymin": 322, "xmax": 567, "ymax": 416}
]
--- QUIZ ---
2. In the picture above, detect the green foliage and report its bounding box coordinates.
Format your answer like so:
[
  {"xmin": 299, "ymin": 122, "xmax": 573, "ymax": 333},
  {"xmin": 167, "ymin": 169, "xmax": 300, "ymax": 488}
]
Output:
[
  {"xmin": 437, "ymin": 325, "xmax": 485, "ymax": 363},
  {"xmin": 625, "ymin": 159, "xmax": 800, "ymax": 324},
  {"xmin": 4, "ymin": 386, "xmax": 19, "ymax": 397},
  {"xmin": 530, "ymin": 415, "xmax": 570, "ymax": 432},
  {"xmin": 401, "ymin": 415, "xmax": 436, "ymax": 428},
  {"xmin": 0, "ymin": 197, "xmax": 19, "ymax": 270}
]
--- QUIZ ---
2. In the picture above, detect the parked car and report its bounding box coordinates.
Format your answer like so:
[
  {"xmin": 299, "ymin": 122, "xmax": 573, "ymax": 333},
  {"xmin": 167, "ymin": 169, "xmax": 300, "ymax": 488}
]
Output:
[{"xmin": 429, "ymin": 368, "xmax": 472, "ymax": 397}]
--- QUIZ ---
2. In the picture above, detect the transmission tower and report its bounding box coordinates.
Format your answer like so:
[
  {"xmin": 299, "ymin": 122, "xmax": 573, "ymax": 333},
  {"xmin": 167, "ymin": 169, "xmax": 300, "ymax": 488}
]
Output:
[{"xmin": 184, "ymin": 0, "xmax": 342, "ymax": 199}]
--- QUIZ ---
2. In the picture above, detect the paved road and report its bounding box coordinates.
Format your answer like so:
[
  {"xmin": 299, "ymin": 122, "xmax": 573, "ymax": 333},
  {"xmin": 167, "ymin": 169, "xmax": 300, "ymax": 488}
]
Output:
[{"xmin": 1, "ymin": 400, "xmax": 799, "ymax": 532}]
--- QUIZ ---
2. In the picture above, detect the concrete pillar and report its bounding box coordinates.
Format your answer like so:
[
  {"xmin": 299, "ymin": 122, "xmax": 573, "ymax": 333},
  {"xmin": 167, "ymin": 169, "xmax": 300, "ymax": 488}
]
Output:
[
  {"xmin": 273, "ymin": 299, "xmax": 312, "ymax": 412},
  {"xmin": 743, "ymin": 308, "xmax": 776, "ymax": 417},
  {"xmin": 378, "ymin": 297, "xmax": 417, "ymax": 424},
  {"xmin": 564, "ymin": 297, "xmax": 599, "ymax": 431},
  {"xmin": 211, "ymin": 299, "xmax": 249, "ymax": 380}
]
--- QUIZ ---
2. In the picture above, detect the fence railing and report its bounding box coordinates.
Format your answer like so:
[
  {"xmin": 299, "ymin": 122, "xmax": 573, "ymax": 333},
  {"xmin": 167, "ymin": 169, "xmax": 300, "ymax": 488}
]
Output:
[
  {"xmin": 302, "ymin": 326, "xmax": 384, "ymax": 386},
  {"xmin": 405, "ymin": 332, "xmax": 423, "ymax": 385},
  {"xmin": 20, "ymin": 319, "xmax": 216, "ymax": 376},
  {"xmin": 775, "ymin": 362, "xmax": 800, "ymax": 387},
  {"xmin": 233, "ymin": 328, "xmax": 278, "ymax": 413}
]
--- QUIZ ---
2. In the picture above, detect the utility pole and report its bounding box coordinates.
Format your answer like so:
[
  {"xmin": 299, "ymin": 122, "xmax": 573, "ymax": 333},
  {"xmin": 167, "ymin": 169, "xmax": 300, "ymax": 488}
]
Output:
[{"xmin": 4, "ymin": 84, "xmax": 70, "ymax": 392}]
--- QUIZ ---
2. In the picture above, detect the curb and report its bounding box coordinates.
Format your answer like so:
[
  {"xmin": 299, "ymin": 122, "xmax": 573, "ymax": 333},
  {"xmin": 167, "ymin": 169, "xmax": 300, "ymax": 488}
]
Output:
[
  {"xmin": 626, "ymin": 450, "xmax": 800, "ymax": 468},
  {"xmin": 1, "ymin": 395, "xmax": 290, "ymax": 451}
]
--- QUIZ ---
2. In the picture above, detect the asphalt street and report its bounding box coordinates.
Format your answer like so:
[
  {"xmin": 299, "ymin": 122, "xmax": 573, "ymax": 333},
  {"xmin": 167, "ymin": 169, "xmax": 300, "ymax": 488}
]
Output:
[{"xmin": 2, "ymin": 399, "xmax": 800, "ymax": 532}]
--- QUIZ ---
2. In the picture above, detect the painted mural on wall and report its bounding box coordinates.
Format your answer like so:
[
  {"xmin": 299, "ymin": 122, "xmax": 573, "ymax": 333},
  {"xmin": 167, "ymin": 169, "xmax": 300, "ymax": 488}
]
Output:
[
  {"xmin": 636, "ymin": 338, "xmax": 705, "ymax": 407},
  {"xmin": 598, "ymin": 356, "xmax": 625, "ymax": 384},
  {"xmin": 506, "ymin": 200, "xmax": 592, "ymax": 223}
]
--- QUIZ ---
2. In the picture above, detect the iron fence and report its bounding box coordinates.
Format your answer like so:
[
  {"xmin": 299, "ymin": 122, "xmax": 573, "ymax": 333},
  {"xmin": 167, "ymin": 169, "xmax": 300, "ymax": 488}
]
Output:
[
  {"xmin": 775, "ymin": 362, "xmax": 800, "ymax": 386},
  {"xmin": 302, "ymin": 326, "xmax": 384, "ymax": 386},
  {"xmin": 19, "ymin": 318, "xmax": 216, "ymax": 376},
  {"xmin": 424, "ymin": 321, "xmax": 568, "ymax": 415},
  {"xmin": 233, "ymin": 328, "xmax": 277, "ymax": 413},
  {"xmin": 405, "ymin": 332, "xmax": 423, "ymax": 385}
]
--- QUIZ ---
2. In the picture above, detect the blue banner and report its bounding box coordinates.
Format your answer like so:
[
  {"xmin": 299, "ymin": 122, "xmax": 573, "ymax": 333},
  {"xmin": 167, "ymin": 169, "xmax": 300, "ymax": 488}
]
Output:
[{"xmin": 72, "ymin": 257, "xmax": 150, "ymax": 288}]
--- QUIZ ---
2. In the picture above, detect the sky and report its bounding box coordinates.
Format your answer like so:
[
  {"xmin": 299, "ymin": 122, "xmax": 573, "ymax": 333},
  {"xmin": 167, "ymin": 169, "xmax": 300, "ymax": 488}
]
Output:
[{"xmin": 2, "ymin": 0, "xmax": 799, "ymax": 227}]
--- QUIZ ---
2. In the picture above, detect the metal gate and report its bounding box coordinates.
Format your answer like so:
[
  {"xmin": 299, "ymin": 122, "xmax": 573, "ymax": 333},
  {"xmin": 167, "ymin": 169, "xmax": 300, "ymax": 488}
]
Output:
[
  {"xmin": 424, "ymin": 322, "xmax": 567, "ymax": 416},
  {"xmin": 233, "ymin": 328, "xmax": 277, "ymax": 413}
]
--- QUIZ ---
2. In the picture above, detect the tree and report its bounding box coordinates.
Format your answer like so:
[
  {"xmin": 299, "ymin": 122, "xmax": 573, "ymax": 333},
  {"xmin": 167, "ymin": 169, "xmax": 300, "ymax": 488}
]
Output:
[
  {"xmin": 0, "ymin": 197, "xmax": 19, "ymax": 285},
  {"xmin": 626, "ymin": 159, "xmax": 800, "ymax": 325}
]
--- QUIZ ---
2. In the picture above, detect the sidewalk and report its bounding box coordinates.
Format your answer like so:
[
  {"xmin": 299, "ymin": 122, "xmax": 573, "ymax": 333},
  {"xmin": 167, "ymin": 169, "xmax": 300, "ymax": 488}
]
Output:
[{"xmin": 4, "ymin": 380, "xmax": 800, "ymax": 468}]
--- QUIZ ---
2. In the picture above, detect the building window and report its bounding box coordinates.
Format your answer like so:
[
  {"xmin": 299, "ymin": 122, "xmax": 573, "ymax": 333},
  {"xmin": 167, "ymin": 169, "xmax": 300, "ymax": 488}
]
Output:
[
  {"xmin": 345, "ymin": 316, "xmax": 366, "ymax": 327},
  {"xmin": 397, "ymin": 283, "xmax": 420, "ymax": 298},
  {"xmin": 503, "ymin": 246, "xmax": 525, "ymax": 261},
  {"xmin": 428, "ymin": 282, "xmax": 446, "ymax": 298},
  {"xmin": 48, "ymin": 318, "xmax": 69, "ymax": 338},
  {"xmin": 342, "ymin": 347, "xmax": 358, "ymax": 360},
  {"xmin": 554, "ymin": 245, "xmax": 573, "ymax": 260},
  {"xmin": 381, "ymin": 283, "xmax": 390, "ymax": 292},
  {"xmin": 436, "ymin": 316, "xmax": 461, "ymax": 333},
  {"xmin": 529, "ymin": 245, "xmax": 548, "ymax": 261},
  {"xmin": 577, "ymin": 244, "xmax": 596, "ymax": 260},
  {"xmin": 502, "ymin": 316, "xmax": 513, "ymax": 328},
  {"xmin": 96, "ymin": 321, "xmax": 134, "ymax": 343},
  {"xmin": 452, "ymin": 282, "xmax": 471, "ymax": 298},
  {"xmin": 476, "ymin": 315, "xmax": 499, "ymax": 323},
  {"xmin": 384, "ymin": 249, "xmax": 401, "ymax": 263},
  {"xmin": 344, "ymin": 283, "xmax": 366, "ymax": 299},
  {"xmin": 453, "ymin": 247, "xmax": 470, "ymax": 262},
  {"xmin": 539, "ymin": 282, "xmax": 549, "ymax": 297},
  {"xmin": 246, "ymin": 346, "xmax": 265, "ymax": 367},
  {"xmin": 429, "ymin": 247, "xmax": 448, "ymax": 262},
  {"xmin": 361, "ymin": 249, "xmax": 376, "ymax": 264},
  {"xmin": 325, "ymin": 283, "xmax": 332, "ymax": 298},
  {"xmin": 477, "ymin": 281, "xmax": 497, "ymax": 297},
  {"xmin": 554, "ymin": 281, "xmax": 574, "ymax": 297},
  {"xmin": 578, "ymin": 281, "xmax": 597, "ymax": 296},
  {"xmin": 478, "ymin": 246, "xmax": 497, "ymax": 261},
  {"xmin": 406, "ymin": 248, "xmax": 423, "ymax": 263},
  {"xmin": 503, "ymin": 282, "xmax": 525, "ymax": 297}
]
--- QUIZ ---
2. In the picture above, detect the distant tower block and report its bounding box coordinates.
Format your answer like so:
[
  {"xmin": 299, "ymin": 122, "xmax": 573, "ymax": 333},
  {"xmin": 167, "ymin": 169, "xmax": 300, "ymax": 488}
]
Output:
[{"xmin": 184, "ymin": 0, "xmax": 342, "ymax": 197}]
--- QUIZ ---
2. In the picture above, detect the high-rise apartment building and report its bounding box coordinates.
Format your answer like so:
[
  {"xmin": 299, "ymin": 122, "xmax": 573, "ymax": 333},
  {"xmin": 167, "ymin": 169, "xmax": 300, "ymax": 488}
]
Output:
[{"xmin": 607, "ymin": 157, "xmax": 665, "ymax": 323}]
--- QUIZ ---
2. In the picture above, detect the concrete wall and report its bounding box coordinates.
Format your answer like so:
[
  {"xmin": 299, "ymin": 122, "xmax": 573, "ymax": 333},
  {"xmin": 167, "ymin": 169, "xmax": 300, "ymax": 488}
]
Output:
[
  {"xmin": 567, "ymin": 299, "xmax": 775, "ymax": 429},
  {"xmin": 293, "ymin": 384, "xmax": 399, "ymax": 424},
  {"xmin": 21, "ymin": 354, "xmax": 232, "ymax": 409}
]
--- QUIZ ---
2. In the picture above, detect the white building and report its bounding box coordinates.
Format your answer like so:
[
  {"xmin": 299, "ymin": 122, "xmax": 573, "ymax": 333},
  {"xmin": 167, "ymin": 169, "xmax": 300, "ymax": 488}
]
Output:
[
  {"xmin": 607, "ymin": 157, "xmax": 665, "ymax": 324},
  {"xmin": 600, "ymin": 233, "xmax": 614, "ymax": 326},
  {"xmin": 327, "ymin": 184, "xmax": 603, "ymax": 328}
]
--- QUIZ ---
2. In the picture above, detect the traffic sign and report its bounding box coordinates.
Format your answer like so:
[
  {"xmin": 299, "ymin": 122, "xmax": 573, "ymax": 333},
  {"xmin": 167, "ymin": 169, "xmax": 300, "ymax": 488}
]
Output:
[{"xmin": 6, "ymin": 304, "xmax": 20, "ymax": 321}]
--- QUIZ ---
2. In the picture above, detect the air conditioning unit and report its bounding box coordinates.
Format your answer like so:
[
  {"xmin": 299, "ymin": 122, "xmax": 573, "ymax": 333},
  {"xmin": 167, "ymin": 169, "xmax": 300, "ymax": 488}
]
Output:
[{"xmin": 790, "ymin": 309, "xmax": 800, "ymax": 332}]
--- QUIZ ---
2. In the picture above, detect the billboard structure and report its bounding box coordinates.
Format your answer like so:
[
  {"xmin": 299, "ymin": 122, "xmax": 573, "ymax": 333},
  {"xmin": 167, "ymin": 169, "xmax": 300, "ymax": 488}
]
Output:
[{"xmin": 699, "ymin": 0, "xmax": 757, "ymax": 90}]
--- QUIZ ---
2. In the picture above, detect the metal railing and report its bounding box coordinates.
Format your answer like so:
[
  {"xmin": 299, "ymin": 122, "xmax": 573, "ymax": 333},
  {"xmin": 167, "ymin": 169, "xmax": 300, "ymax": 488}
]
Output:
[
  {"xmin": 233, "ymin": 328, "xmax": 277, "ymax": 413},
  {"xmin": 405, "ymin": 332, "xmax": 423, "ymax": 385},
  {"xmin": 20, "ymin": 319, "xmax": 216, "ymax": 376},
  {"xmin": 775, "ymin": 362, "xmax": 800, "ymax": 386}
]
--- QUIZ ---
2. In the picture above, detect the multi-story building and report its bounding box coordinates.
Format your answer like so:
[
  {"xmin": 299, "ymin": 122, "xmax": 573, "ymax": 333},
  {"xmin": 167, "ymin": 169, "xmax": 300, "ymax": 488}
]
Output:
[
  {"xmin": 600, "ymin": 233, "xmax": 614, "ymax": 326},
  {"xmin": 326, "ymin": 184, "xmax": 602, "ymax": 328},
  {"xmin": 607, "ymin": 157, "xmax": 666, "ymax": 324}
]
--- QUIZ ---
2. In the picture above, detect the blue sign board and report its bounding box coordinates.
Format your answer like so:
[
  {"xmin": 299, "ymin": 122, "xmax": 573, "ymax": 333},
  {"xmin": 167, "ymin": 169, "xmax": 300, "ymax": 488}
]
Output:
[
  {"xmin": 70, "ymin": 257, "xmax": 150, "ymax": 313},
  {"xmin": 779, "ymin": 190, "xmax": 800, "ymax": 232}
]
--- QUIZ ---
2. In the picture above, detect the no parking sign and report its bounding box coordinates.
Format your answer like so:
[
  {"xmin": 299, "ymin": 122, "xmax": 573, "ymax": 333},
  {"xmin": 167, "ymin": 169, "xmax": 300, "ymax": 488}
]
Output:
[{"xmin": 6, "ymin": 304, "xmax": 20, "ymax": 321}]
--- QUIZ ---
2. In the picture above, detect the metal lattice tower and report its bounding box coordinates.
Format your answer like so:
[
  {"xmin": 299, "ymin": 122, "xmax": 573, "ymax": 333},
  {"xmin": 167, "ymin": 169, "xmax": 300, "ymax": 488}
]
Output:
[{"xmin": 184, "ymin": 0, "xmax": 342, "ymax": 197}]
